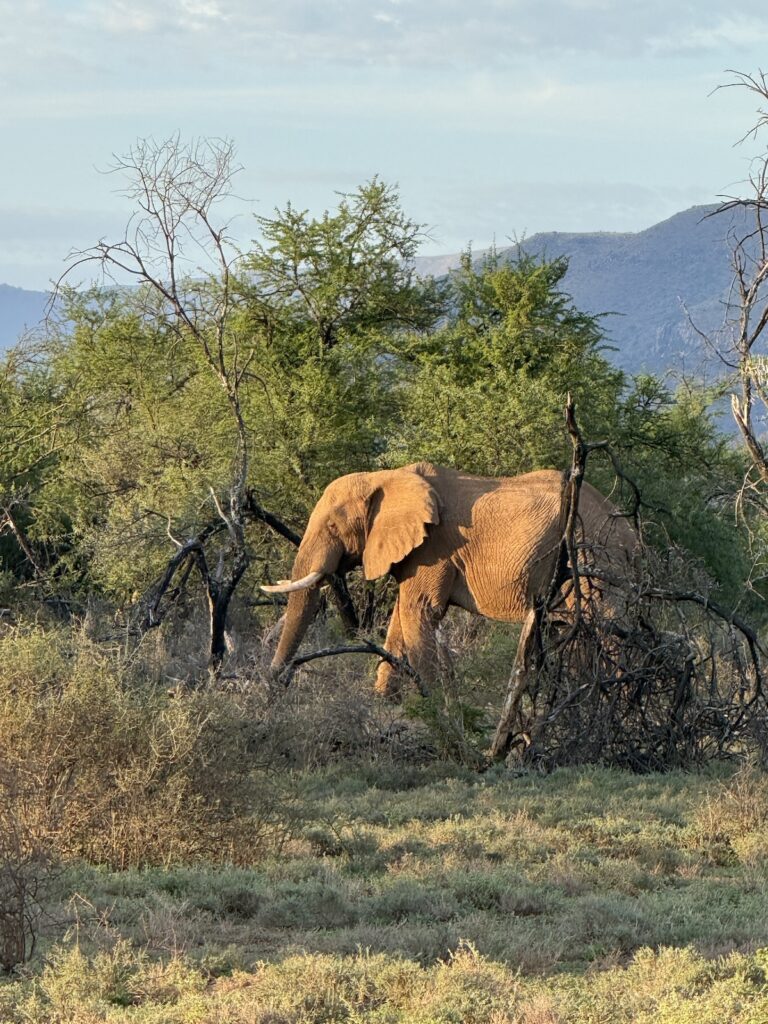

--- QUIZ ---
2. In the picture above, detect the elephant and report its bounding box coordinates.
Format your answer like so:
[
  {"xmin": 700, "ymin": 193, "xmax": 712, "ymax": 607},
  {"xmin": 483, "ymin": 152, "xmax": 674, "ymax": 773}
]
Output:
[{"xmin": 261, "ymin": 462, "xmax": 637, "ymax": 697}]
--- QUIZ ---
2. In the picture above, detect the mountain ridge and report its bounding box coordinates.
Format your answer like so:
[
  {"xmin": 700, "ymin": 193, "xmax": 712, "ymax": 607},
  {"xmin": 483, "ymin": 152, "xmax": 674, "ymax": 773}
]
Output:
[
  {"xmin": 412, "ymin": 203, "xmax": 736, "ymax": 375},
  {"xmin": 0, "ymin": 283, "xmax": 51, "ymax": 351},
  {"xmin": 0, "ymin": 204, "xmax": 741, "ymax": 376}
]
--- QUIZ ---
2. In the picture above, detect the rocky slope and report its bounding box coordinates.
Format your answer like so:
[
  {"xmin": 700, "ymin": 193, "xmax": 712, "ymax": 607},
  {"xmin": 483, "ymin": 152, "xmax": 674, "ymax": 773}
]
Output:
[{"xmin": 414, "ymin": 203, "xmax": 742, "ymax": 376}]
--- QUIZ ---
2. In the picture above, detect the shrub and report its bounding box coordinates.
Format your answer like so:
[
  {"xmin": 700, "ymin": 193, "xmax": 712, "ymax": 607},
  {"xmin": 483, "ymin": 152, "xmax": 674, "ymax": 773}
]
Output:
[{"xmin": 0, "ymin": 625, "xmax": 299, "ymax": 868}]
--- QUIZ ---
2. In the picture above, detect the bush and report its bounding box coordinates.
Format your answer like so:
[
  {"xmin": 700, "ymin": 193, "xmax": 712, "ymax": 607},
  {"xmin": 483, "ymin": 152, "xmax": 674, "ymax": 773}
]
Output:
[
  {"xmin": 497, "ymin": 545, "xmax": 768, "ymax": 772},
  {"xmin": 0, "ymin": 623, "xmax": 444, "ymax": 873},
  {"xmin": 0, "ymin": 626, "xmax": 299, "ymax": 869}
]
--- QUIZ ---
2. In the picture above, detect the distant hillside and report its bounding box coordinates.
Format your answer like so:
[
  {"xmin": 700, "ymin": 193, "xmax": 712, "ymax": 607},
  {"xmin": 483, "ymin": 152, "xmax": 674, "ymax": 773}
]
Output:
[
  {"xmin": 0, "ymin": 284, "xmax": 49, "ymax": 350},
  {"xmin": 0, "ymin": 205, "xmax": 743, "ymax": 374},
  {"xmin": 414, "ymin": 204, "xmax": 740, "ymax": 376}
]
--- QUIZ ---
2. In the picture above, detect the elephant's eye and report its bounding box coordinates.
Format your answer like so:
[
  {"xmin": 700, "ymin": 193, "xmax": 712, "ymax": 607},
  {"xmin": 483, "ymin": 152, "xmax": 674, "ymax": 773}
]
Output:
[{"xmin": 326, "ymin": 518, "xmax": 341, "ymax": 538}]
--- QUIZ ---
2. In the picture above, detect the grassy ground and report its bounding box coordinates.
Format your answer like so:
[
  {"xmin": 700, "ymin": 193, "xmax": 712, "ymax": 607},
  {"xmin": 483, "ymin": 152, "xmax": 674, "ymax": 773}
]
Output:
[{"xmin": 3, "ymin": 761, "xmax": 768, "ymax": 1022}]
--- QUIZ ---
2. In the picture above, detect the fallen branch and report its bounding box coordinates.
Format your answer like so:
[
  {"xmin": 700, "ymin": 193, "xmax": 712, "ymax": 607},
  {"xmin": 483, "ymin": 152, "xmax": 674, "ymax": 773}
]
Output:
[
  {"xmin": 492, "ymin": 397, "xmax": 767, "ymax": 770},
  {"xmin": 287, "ymin": 640, "xmax": 429, "ymax": 696},
  {"xmin": 640, "ymin": 585, "xmax": 765, "ymax": 698}
]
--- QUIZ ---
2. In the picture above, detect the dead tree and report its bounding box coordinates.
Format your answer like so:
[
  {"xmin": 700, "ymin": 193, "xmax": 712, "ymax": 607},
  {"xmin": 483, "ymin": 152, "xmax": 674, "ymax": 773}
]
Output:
[
  {"xmin": 489, "ymin": 394, "xmax": 616, "ymax": 761},
  {"xmin": 708, "ymin": 72, "xmax": 768, "ymax": 484},
  {"xmin": 137, "ymin": 495, "xmax": 359, "ymax": 655},
  {"xmin": 60, "ymin": 137, "xmax": 252, "ymax": 674},
  {"xmin": 491, "ymin": 398, "xmax": 767, "ymax": 771}
]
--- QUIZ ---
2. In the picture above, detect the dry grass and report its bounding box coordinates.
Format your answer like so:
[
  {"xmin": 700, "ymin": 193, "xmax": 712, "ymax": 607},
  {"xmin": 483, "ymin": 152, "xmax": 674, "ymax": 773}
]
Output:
[
  {"xmin": 0, "ymin": 762, "xmax": 763, "ymax": 1005},
  {"xmin": 689, "ymin": 761, "xmax": 768, "ymax": 867},
  {"xmin": 0, "ymin": 624, "xmax": 433, "ymax": 875},
  {"xmin": 1, "ymin": 936, "xmax": 767, "ymax": 1022},
  {"xmin": 1, "ymin": 621, "xmax": 768, "ymax": 1019}
]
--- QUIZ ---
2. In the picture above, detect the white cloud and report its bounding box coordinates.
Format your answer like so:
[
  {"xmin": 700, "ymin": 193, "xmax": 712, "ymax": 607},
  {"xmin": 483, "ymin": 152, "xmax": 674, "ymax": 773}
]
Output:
[
  {"xmin": 650, "ymin": 16, "xmax": 768, "ymax": 55},
  {"xmin": 180, "ymin": 0, "xmax": 225, "ymax": 17},
  {"xmin": 96, "ymin": 4, "xmax": 159, "ymax": 34},
  {"xmin": 183, "ymin": 0, "xmax": 768, "ymax": 63},
  {"xmin": 0, "ymin": 0, "xmax": 762, "ymax": 290},
  {"xmin": 4, "ymin": 0, "xmax": 768, "ymax": 83}
]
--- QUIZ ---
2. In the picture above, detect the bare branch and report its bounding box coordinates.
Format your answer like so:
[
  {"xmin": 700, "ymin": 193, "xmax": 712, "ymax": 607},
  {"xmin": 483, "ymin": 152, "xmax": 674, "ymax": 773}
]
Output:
[
  {"xmin": 57, "ymin": 136, "xmax": 254, "ymax": 674},
  {"xmin": 286, "ymin": 640, "xmax": 429, "ymax": 696}
]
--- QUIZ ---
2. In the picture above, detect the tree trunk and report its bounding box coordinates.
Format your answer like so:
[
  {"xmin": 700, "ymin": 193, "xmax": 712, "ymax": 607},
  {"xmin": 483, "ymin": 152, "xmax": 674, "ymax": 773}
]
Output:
[
  {"xmin": 208, "ymin": 584, "xmax": 233, "ymax": 675},
  {"xmin": 489, "ymin": 605, "xmax": 543, "ymax": 760},
  {"xmin": 196, "ymin": 544, "xmax": 248, "ymax": 679}
]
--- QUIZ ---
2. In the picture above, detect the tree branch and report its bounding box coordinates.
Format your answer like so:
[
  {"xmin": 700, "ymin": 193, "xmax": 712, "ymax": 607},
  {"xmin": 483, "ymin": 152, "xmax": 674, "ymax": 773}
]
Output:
[{"xmin": 286, "ymin": 639, "xmax": 429, "ymax": 696}]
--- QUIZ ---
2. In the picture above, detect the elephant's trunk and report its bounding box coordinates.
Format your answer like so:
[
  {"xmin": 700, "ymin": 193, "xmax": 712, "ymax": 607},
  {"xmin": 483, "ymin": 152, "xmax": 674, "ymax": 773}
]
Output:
[
  {"xmin": 272, "ymin": 584, "xmax": 324, "ymax": 671},
  {"xmin": 269, "ymin": 534, "xmax": 344, "ymax": 673}
]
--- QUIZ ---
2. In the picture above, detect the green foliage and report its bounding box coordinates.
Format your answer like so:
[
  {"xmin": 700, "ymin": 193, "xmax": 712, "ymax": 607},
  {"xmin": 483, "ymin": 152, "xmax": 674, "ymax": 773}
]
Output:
[
  {"xmin": 404, "ymin": 689, "xmax": 488, "ymax": 768},
  {"xmin": 245, "ymin": 178, "xmax": 443, "ymax": 358},
  {"xmin": 0, "ymin": 182, "xmax": 445, "ymax": 611},
  {"xmin": 40, "ymin": 288, "xmax": 237, "ymax": 600},
  {"xmin": 239, "ymin": 179, "xmax": 443, "ymax": 514},
  {"xmin": 613, "ymin": 376, "xmax": 754, "ymax": 606},
  {"xmin": 392, "ymin": 249, "xmax": 625, "ymax": 476},
  {"xmin": 0, "ymin": 337, "xmax": 89, "ymax": 591},
  {"xmin": 0, "ymin": 173, "xmax": 759, "ymax": 644}
]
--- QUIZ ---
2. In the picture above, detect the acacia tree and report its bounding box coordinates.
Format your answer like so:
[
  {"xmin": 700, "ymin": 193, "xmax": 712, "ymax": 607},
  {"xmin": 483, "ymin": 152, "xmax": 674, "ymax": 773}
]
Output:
[
  {"xmin": 239, "ymin": 180, "xmax": 444, "ymax": 502},
  {"xmin": 245, "ymin": 179, "xmax": 443, "ymax": 359},
  {"xmin": 393, "ymin": 249, "xmax": 625, "ymax": 476},
  {"xmin": 0, "ymin": 334, "xmax": 94, "ymax": 608}
]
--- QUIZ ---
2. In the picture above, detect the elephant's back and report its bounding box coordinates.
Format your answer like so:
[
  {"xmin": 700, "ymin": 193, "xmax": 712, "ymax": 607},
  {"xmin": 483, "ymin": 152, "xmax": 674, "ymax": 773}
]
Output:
[
  {"xmin": 497, "ymin": 467, "xmax": 565, "ymax": 492},
  {"xmin": 495, "ymin": 469, "xmax": 637, "ymax": 564},
  {"xmin": 449, "ymin": 469, "xmax": 635, "ymax": 621}
]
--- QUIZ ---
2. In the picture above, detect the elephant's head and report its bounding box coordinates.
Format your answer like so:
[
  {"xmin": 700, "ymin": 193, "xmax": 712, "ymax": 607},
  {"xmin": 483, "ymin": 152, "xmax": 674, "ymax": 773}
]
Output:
[{"xmin": 262, "ymin": 465, "xmax": 440, "ymax": 672}]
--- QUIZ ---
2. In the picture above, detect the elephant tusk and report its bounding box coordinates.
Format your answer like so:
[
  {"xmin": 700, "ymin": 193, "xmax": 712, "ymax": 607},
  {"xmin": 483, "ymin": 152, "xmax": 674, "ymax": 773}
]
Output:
[{"xmin": 261, "ymin": 570, "xmax": 324, "ymax": 594}]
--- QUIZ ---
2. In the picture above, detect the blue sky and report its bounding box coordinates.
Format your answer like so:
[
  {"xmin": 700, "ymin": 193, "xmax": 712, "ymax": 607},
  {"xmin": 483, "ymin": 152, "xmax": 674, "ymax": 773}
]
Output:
[{"xmin": 1, "ymin": 0, "xmax": 768, "ymax": 288}]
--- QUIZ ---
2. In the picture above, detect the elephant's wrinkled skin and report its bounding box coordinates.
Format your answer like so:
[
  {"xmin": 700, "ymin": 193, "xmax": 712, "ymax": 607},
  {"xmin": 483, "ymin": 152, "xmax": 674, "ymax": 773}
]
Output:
[{"xmin": 262, "ymin": 462, "xmax": 636, "ymax": 696}]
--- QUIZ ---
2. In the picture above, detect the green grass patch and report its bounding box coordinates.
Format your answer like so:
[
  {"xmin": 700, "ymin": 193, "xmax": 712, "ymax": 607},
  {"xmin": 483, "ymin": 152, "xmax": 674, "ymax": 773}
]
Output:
[{"xmin": 2, "ymin": 762, "xmax": 768, "ymax": 1021}]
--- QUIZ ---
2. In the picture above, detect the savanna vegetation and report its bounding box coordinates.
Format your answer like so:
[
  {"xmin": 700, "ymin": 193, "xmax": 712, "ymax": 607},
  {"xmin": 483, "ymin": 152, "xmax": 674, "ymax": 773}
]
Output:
[{"xmin": 3, "ymin": 73, "xmax": 768, "ymax": 1021}]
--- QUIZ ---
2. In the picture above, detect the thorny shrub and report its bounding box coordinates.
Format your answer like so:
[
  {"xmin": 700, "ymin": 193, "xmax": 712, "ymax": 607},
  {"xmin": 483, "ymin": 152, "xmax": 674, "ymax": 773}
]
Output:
[
  {"xmin": 0, "ymin": 766, "xmax": 56, "ymax": 972},
  {"xmin": 0, "ymin": 623, "xmax": 439, "ymax": 873}
]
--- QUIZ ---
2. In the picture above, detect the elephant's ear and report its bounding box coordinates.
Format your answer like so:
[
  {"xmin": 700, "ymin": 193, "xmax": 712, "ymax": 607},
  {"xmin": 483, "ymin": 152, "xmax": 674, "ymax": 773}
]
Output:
[{"xmin": 363, "ymin": 469, "xmax": 440, "ymax": 580}]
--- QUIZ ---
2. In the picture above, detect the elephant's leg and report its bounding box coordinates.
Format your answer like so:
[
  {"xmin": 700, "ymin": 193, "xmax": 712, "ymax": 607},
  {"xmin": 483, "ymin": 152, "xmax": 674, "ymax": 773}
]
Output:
[
  {"xmin": 375, "ymin": 568, "xmax": 456, "ymax": 698},
  {"xmin": 395, "ymin": 571, "xmax": 455, "ymax": 690},
  {"xmin": 375, "ymin": 595, "xmax": 407, "ymax": 698}
]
